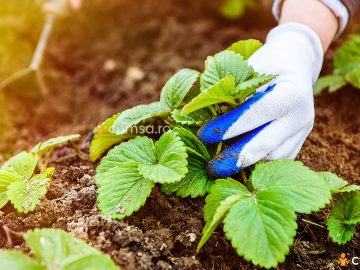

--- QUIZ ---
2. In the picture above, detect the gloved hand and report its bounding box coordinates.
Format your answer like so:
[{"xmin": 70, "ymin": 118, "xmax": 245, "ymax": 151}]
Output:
[{"xmin": 197, "ymin": 23, "xmax": 324, "ymax": 178}]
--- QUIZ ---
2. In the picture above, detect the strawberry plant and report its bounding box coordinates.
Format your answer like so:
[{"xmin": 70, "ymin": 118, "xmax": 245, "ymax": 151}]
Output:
[
  {"xmin": 92, "ymin": 39, "xmax": 275, "ymax": 217},
  {"xmin": 0, "ymin": 134, "xmax": 79, "ymax": 212},
  {"xmin": 320, "ymin": 172, "xmax": 360, "ymax": 244},
  {"xmin": 315, "ymin": 32, "xmax": 360, "ymax": 94},
  {"xmin": 0, "ymin": 228, "xmax": 119, "ymax": 269},
  {"xmin": 90, "ymin": 39, "xmax": 359, "ymax": 268},
  {"xmin": 197, "ymin": 164, "xmax": 360, "ymax": 268}
]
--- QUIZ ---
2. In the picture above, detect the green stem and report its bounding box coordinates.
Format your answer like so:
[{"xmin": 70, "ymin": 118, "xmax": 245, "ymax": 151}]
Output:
[
  {"xmin": 215, "ymin": 142, "xmax": 223, "ymax": 155},
  {"xmin": 209, "ymin": 106, "xmax": 217, "ymax": 116},
  {"xmin": 241, "ymin": 170, "xmax": 248, "ymax": 183}
]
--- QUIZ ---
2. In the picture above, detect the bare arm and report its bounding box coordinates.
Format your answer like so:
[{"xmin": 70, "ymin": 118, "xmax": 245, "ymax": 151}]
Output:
[{"xmin": 279, "ymin": 0, "xmax": 338, "ymax": 52}]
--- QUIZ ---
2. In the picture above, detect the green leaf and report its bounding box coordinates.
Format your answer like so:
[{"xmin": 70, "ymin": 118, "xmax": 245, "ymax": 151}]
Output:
[
  {"xmin": 234, "ymin": 74, "xmax": 275, "ymax": 95},
  {"xmin": 334, "ymin": 34, "xmax": 360, "ymax": 76},
  {"xmin": 171, "ymin": 108, "xmax": 213, "ymax": 126},
  {"xmin": 220, "ymin": 0, "xmax": 254, "ymax": 19},
  {"xmin": 224, "ymin": 189, "xmax": 297, "ymax": 269},
  {"xmin": 339, "ymin": 185, "xmax": 360, "ymax": 193},
  {"xmin": 200, "ymin": 194, "xmax": 244, "ymax": 249},
  {"xmin": 318, "ymin": 172, "xmax": 348, "ymax": 192},
  {"xmin": 173, "ymin": 126, "xmax": 211, "ymax": 160},
  {"xmin": 160, "ymin": 68, "xmax": 200, "ymax": 110},
  {"xmin": 0, "ymin": 250, "xmax": 45, "ymax": 270},
  {"xmin": 251, "ymin": 160, "xmax": 331, "ymax": 214},
  {"xmin": 327, "ymin": 192, "xmax": 360, "ymax": 244},
  {"xmin": 346, "ymin": 69, "xmax": 360, "ymax": 89},
  {"xmin": 227, "ymin": 39, "xmax": 262, "ymax": 59},
  {"xmin": 314, "ymin": 75, "xmax": 346, "ymax": 95},
  {"xmin": 327, "ymin": 217, "xmax": 355, "ymax": 245},
  {"xmin": 96, "ymin": 136, "xmax": 155, "ymax": 185},
  {"xmin": 138, "ymin": 131, "xmax": 188, "ymax": 183},
  {"xmin": 0, "ymin": 193, "xmax": 9, "ymax": 208},
  {"xmin": 161, "ymin": 152, "xmax": 214, "ymax": 198},
  {"xmin": 111, "ymin": 102, "xmax": 169, "ymax": 135},
  {"xmin": 90, "ymin": 113, "xmax": 133, "ymax": 162},
  {"xmin": 319, "ymin": 172, "xmax": 360, "ymax": 193},
  {"xmin": 200, "ymin": 50, "xmax": 253, "ymax": 91},
  {"xmin": 7, "ymin": 172, "xmax": 52, "ymax": 213},
  {"xmin": 1, "ymin": 151, "xmax": 37, "ymax": 179},
  {"xmin": 182, "ymin": 75, "xmax": 237, "ymax": 115},
  {"xmin": 0, "ymin": 170, "xmax": 22, "ymax": 192},
  {"xmin": 197, "ymin": 178, "xmax": 250, "ymax": 250},
  {"xmin": 24, "ymin": 228, "xmax": 119, "ymax": 270},
  {"xmin": 31, "ymin": 134, "xmax": 80, "ymax": 157},
  {"xmin": 97, "ymin": 162, "xmax": 155, "ymax": 219}
]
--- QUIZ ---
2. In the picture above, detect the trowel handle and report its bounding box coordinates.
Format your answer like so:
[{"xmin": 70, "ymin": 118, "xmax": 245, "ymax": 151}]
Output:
[{"xmin": 30, "ymin": 13, "xmax": 56, "ymax": 70}]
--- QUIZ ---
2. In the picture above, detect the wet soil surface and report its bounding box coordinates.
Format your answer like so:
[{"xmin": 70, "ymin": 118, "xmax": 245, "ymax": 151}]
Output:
[{"xmin": 0, "ymin": 1, "xmax": 359, "ymax": 269}]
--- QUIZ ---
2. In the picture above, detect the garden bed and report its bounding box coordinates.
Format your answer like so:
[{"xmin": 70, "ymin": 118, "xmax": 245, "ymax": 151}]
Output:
[{"xmin": 0, "ymin": 0, "xmax": 359, "ymax": 269}]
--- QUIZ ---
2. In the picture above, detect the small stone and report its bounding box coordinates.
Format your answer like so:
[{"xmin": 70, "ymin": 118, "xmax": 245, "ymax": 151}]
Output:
[
  {"xmin": 187, "ymin": 233, "xmax": 196, "ymax": 243},
  {"xmin": 103, "ymin": 59, "xmax": 117, "ymax": 71}
]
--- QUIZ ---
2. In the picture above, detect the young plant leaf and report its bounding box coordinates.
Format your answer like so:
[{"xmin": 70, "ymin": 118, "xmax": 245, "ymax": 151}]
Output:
[
  {"xmin": 197, "ymin": 178, "xmax": 250, "ymax": 250},
  {"xmin": 160, "ymin": 68, "xmax": 200, "ymax": 110},
  {"xmin": 223, "ymin": 189, "xmax": 297, "ymax": 269},
  {"xmin": 318, "ymin": 172, "xmax": 360, "ymax": 194},
  {"xmin": 31, "ymin": 134, "xmax": 80, "ymax": 157},
  {"xmin": 111, "ymin": 102, "xmax": 169, "ymax": 135},
  {"xmin": 327, "ymin": 192, "xmax": 360, "ymax": 244},
  {"xmin": 171, "ymin": 108, "xmax": 213, "ymax": 126},
  {"xmin": 96, "ymin": 136, "xmax": 156, "ymax": 185},
  {"xmin": 24, "ymin": 228, "xmax": 119, "ymax": 270},
  {"xmin": 173, "ymin": 126, "xmax": 211, "ymax": 160},
  {"xmin": 1, "ymin": 151, "xmax": 37, "ymax": 179},
  {"xmin": 7, "ymin": 169, "xmax": 53, "ymax": 213},
  {"xmin": 97, "ymin": 162, "xmax": 155, "ymax": 219},
  {"xmin": 0, "ymin": 193, "xmax": 9, "ymax": 208},
  {"xmin": 314, "ymin": 75, "xmax": 347, "ymax": 95},
  {"xmin": 234, "ymin": 73, "xmax": 275, "ymax": 95},
  {"xmin": 0, "ymin": 250, "xmax": 45, "ymax": 270},
  {"xmin": 138, "ymin": 131, "xmax": 188, "ymax": 183},
  {"xmin": 227, "ymin": 39, "xmax": 262, "ymax": 59},
  {"xmin": 200, "ymin": 50, "xmax": 253, "ymax": 91},
  {"xmin": 161, "ymin": 152, "xmax": 213, "ymax": 198},
  {"xmin": 251, "ymin": 160, "xmax": 331, "ymax": 214},
  {"xmin": 315, "ymin": 33, "xmax": 360, "ymax": 94},
  {"xmin": 182, "ymin": 75, "xmax": 237, "ymax": 115},
  {"xmin": 90, "ymin": 113, "xmax": 134, "ymax": 162},
  {"xmin": 161, "ymin": 128, "xmax": 213, "ymax": 197}
]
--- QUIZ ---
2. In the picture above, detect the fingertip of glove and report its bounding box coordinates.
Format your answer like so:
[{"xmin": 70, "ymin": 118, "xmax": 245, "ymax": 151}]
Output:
[{"xmin": 207, "ymin": 154, "xmax": 241, "ymax": 178}]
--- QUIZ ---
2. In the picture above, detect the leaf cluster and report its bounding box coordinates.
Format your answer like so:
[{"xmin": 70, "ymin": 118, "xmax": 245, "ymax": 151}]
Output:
[
  {"xmin": 0, "ymin": 228, "xmax": 119, "ymax": 270},
  {"xmin": 315, "ymin": 33, "xmax": 360, "ymax": 94},
  {"xmin": 198, "ymin": 160, "xmax": 332, "ymax": 268},
  {"xmin": 0, "ymin": 134, "xmax": 79, "ymax": 213},
  {"xmin": 92, "ymin": 40, "xmax": 274, "ymax": 219}
]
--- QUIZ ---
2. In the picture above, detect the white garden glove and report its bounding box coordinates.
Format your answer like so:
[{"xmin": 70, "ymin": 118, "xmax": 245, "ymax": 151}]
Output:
[{"xmin": 197, "ymin": 23, "xmax": 324, "ymax": 177}]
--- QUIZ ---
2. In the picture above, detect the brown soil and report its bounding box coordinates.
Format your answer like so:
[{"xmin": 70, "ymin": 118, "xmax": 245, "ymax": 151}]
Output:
[{"xmin": 0, "ymin": 1, "xmax": 359, "ymax": 269}]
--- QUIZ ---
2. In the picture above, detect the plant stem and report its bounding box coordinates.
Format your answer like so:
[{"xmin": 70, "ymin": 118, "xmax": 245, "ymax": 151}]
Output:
[
  {"xmin": 301, "ymin": 219, "xmax": 324, "ymax": 228},
  {"xmin": 215, "ymin": 142, "xmax": 223, "ymax": 155},
  {"xmin": 209, "ymin": 106, "xmax": 217, "ymax": 116},
  {"xmin": 241, "ymin": 170, "xmax": 248, "ymax": 183}
]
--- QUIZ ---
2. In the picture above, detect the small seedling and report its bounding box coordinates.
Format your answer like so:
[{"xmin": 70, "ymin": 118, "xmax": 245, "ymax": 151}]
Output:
[
  {"xmin": 0, "ymin": 134, "xmax": 79, "ymax": 213},
  {"xmin": 315, "ymin": 32, "xmax": 360, "ymax": 94},
  {"xmin": 0, "ymin": 228, "xmax": 119, "ymax": 269},
  {"xmin": 319, "ymin": 172, "xmax": 360, "ymax": 244}
]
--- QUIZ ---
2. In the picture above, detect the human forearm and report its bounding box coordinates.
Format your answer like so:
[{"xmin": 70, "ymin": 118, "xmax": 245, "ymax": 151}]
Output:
[{"xmin": 279, "ymin": 0, "xmax": 338, "ymax": 52}]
